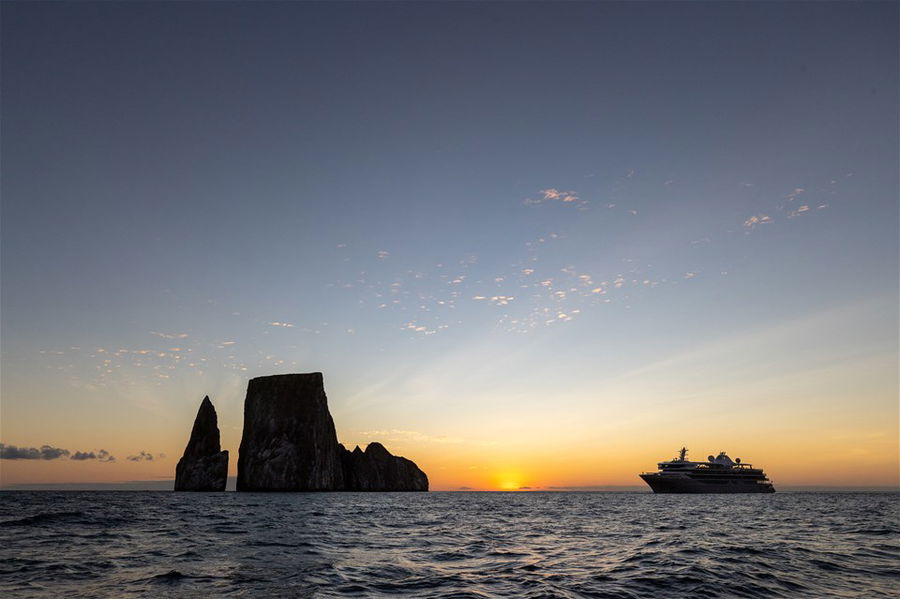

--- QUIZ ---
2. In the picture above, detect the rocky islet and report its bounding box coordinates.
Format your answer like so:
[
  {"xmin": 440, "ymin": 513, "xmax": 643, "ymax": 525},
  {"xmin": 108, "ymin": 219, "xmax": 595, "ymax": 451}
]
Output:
[{"xmin": 175, "ymin": 373, "xmax": 427, "ymax": 492}]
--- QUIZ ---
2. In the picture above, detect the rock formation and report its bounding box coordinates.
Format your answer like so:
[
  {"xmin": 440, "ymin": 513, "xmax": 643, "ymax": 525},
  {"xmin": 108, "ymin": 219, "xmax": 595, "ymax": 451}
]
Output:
[
  {"xmin": 237, "ymin": 373, "xmax": 344, "ymax": 491},
  {"xmin": 174, "ymin": 396, "xmax": 228, "ymax": 491},
  {"xmin": 236, "ymin": 372, "xmax": 428, "ymax": 492},
  {"xmin": 339, "ymin": 442, "xmax": 429, "ymax": 491}
]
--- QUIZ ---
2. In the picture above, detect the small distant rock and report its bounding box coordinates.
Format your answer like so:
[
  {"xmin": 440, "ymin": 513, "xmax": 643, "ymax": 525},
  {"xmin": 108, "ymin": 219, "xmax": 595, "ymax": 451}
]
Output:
[{"xmin": 174, "ymin": 396, "xmax": 228, "ymax": 491}]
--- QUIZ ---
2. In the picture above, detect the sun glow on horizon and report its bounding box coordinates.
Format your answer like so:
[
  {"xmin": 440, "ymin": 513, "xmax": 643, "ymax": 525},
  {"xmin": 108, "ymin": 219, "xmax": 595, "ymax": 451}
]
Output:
[{"xmin": 492, "ymin": 469, "xmax": 528, "ymax": 491}]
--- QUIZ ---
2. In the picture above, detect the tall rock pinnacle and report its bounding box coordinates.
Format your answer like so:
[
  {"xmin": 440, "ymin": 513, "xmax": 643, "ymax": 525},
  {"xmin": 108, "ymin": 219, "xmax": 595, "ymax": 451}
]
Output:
[
  {"xmin": 237, "ymin": 373, "xmax": 344, "ymax": 491},
  {"xmin": 174, "ymin": 396, "xmax": 229, "ymax": 491}
]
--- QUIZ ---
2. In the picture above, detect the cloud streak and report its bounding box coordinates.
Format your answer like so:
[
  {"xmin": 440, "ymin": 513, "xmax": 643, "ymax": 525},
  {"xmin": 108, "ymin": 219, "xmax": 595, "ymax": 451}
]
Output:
[
  {"xmin": 0, "ymin": 444, "xmax": 70, "ymax": 460},
  {"xmin": 1, "ymin": 444, "xmax": 119, "ymax": 462}
]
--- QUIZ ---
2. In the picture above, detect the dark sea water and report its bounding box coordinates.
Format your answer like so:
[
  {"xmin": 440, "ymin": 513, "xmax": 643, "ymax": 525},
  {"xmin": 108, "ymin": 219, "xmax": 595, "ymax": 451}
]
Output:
[{"xmin": 1, "ymin": 491, "xmax": 897, "ymax": 598}]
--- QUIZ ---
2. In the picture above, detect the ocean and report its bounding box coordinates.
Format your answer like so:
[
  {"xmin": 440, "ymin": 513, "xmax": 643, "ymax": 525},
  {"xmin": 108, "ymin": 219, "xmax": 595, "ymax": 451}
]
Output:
[{"xmin": 1, "ymin": 491, "xmax": 897, "ymax": 598}]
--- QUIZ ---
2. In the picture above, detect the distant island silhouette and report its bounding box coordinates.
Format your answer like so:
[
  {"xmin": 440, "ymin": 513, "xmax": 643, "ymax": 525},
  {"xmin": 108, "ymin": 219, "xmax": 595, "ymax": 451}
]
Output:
[{"xmin": 175, "ymin": 373, "xmax": 428, "ymax": 492}]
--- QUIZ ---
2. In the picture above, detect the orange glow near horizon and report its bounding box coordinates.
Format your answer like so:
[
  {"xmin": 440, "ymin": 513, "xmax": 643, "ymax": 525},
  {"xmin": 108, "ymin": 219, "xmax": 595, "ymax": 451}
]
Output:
[
  {"xmin": 2, "ymin": 439, "xmax": 899, "ymax": 490},
  {"xmin": 2, "ymin": 340, "xmax": 898, "ymax": 490},
  {"xmin": 2, "ymin": 410, "xmax": 900, "ymax": 489}
]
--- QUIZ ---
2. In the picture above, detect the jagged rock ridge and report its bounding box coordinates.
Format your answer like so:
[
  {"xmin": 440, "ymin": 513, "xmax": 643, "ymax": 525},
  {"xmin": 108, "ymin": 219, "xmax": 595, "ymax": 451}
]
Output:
[
  {"xmin": 236, "ymin": 373, "xmax": 428, "ymax": 492},
  {"xmin": 339, "ymin": 442, "xmax": 428, "ymax": 491},
  {"xmin": 174, "ymin": 396, "xmax": 228, "ymax": 491}
]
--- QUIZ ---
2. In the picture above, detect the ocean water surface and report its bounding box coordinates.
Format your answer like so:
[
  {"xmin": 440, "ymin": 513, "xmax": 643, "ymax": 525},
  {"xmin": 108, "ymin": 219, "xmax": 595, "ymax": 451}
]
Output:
[{"xmin": 1, "ymin": 491, "xmax": 897, "ymax": 598}]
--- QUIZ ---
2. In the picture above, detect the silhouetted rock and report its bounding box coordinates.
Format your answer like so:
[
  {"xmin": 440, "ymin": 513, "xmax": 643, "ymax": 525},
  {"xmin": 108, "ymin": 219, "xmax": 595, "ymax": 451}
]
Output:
[
  {"xmin": 236, "ymin": 372, "xmax": 428, "ymax": 492},
  {"xmin": 174, "ymin": 396, "xmax": 228, "ymax": 491},
  {"xmin": 237, "ymin": 373, "xmax": 344, "ymax": 491},
  {"xmin": 339, "ymin": 442, "xmax": 429, "ymax": 491}
]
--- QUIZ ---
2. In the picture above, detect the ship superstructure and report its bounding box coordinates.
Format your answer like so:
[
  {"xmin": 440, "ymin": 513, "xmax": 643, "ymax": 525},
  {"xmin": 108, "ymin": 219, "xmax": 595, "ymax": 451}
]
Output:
[{"xmin": 640, "ymin": 447, "xmax": 775, "ymax": 493}]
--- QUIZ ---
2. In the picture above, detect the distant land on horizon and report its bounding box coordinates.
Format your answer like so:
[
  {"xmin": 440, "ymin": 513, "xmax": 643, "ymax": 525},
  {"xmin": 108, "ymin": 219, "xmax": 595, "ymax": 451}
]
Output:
[{"xmin": 2, "ymin": 479, "xmax": 897, "ymax": 493}]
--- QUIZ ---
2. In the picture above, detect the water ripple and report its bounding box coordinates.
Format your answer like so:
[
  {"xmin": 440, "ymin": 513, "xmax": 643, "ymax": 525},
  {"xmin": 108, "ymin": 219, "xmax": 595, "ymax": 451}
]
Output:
[{"xmin": 0, "ymin": 491, "xmax": 898, "ymax": 598}]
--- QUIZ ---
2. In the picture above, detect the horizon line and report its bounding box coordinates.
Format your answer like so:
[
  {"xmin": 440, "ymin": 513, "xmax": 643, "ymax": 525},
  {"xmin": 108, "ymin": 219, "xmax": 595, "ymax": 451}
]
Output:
[{"xmin": 2, "ymin": 479, "xmax": 897, "ymax": 493}]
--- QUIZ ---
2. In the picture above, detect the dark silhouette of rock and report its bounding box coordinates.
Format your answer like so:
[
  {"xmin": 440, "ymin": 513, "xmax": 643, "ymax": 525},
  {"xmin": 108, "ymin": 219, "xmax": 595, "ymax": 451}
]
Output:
[
  {"xmin": 236, "ymin": 372, "xmax": 428, "ymax": 492},
  {"xmin": 174, "ymin": 396, "xmax": 228, "ymax": 491},
  {"xmin": 339, "ymin": 442, "xmax": 429, "ymax": 491},
  {"xmin": 236, "ymin": 373, "xmax": 344, "ymax": 491}
]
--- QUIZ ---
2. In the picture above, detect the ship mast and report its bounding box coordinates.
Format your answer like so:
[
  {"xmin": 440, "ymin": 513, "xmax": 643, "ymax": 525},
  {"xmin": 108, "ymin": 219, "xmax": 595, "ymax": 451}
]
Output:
[{"xmin": 679, "ymin": 447, "xmax": 688, "ymax": 461}]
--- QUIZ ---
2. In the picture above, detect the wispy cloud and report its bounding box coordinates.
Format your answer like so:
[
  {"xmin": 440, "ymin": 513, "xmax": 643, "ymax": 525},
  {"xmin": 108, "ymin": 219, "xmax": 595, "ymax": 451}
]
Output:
[
  {"xmin": 403, "ymin": 321, "xmax": 449, "ymax": 335},
  {"xmin": 743, "ymin": 214, "xmax": 773, "ymax": 230},
  {"xmin": 149, "ymin": 331, "xmax": 189, "ymax": 339},
  {"xmin": 786, "ymin": 187, "xmax": 805, "ymax": 201},
  {"xmin": 742, "ymin": 178, "xmax": 836, "ymax": 232},
  {"xmin": 788, "ymin": 204, "xmax": 810, "ymax": 218},
  {"xmin": 524, "ymin": 188, "xmax": 587, "ymax": 208}
]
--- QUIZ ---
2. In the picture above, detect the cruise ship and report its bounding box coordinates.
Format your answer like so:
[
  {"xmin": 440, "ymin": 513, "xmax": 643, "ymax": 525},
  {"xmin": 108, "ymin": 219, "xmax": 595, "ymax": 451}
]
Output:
[{"xmin": 640, "ymin": 447, "xmax": 775, "ymax": 493}]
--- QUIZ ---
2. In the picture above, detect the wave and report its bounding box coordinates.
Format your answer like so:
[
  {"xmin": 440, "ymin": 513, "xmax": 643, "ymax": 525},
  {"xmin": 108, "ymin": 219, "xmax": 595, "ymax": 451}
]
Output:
[
  {"xmin": 0, "ymin": 511, "xmax": 86, "ymax": 527},
  {"xmin": 0, "ymin": 491, "xmax": 897, "ymax": 598}
]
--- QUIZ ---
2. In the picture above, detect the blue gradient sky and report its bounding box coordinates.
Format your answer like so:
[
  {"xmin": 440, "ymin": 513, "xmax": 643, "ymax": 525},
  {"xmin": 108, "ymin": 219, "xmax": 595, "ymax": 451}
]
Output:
[{"xmin": 2, "ymin": 2, "xmax": 897, "ymax": 488}]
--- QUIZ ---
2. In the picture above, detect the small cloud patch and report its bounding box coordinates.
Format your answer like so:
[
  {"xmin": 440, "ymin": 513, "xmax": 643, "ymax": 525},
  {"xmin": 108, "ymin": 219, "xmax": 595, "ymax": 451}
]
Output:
[
  {"xmin": 743, "ymin": 214, "xmax": 772, "ymax": 230},
  {"xmin": 524, "ymin": 188, "xmax": 587, "ymax": 208},
  {"xmin": 127, "ymin": 451, "xmax": 155, "ymax": 462},
  {"xmin": 150, "ymin": 332, "xmax": 189, "ymax": 340},
  {"xmin": 70, "ymin": 449, "xmax": 116, "ymax": 462}
]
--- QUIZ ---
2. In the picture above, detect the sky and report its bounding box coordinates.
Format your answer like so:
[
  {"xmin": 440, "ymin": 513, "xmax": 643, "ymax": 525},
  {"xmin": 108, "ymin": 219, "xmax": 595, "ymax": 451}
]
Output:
[{"xmin": 1, "ymin": 2, "xmax": 897, "ymax": 491}]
